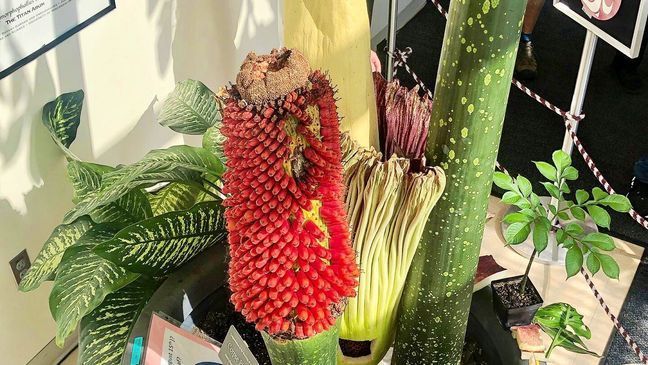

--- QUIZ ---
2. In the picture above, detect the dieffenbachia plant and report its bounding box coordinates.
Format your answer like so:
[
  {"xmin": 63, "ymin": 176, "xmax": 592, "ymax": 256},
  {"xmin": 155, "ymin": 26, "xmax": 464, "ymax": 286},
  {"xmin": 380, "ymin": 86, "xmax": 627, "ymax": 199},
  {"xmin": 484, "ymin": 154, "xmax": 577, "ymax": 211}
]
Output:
[
  {"xmin": 284, "ymin": 0, "xmax": 378, "ymax": 149},
  {"xmin": 392, "ymin": 0, "xmax": 527, "ymax": 363},
  {"xmin": 533, "ymin": 303, "xmax": 598, "ymax": 358},
  {"xmin": 221, "ymin": 48, "xmax": 359, "ymax": 365},
  {"xmin": 20, "ymin": 80, "xmax": 227, "ymax": 365},
  {"xmin": 493, "ymin": 150, "xmax": 631, "ymax": 293}
]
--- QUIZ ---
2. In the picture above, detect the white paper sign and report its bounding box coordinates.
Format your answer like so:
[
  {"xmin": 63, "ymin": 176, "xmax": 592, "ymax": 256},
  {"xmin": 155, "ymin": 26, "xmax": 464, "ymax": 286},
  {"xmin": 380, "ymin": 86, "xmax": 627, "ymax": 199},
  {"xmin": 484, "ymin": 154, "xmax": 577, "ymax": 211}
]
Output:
[{"xmin": 0, "ymin": 0, "xmax": 114, "ymax": 78}]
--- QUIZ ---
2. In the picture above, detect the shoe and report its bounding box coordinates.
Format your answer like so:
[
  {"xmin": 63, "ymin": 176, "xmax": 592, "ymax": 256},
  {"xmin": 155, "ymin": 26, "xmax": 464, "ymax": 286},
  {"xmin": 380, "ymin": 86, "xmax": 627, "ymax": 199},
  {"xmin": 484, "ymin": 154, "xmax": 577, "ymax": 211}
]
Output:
[
  {"xmin": 613, "ymin": 66, "xmax": 643, "ymax": 94},
  {"xmin": 515, "ymin": 41, "xmax": 538, "ymax": 80}
]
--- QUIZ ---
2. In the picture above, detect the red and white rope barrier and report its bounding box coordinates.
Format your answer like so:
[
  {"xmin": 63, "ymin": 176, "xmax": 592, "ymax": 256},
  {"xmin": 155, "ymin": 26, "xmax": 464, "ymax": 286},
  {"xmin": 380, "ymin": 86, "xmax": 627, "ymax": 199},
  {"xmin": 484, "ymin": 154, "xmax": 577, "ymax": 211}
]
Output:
[{"xmin": 581, "ymin": 268, "xmax": 648, "ymax": 364}]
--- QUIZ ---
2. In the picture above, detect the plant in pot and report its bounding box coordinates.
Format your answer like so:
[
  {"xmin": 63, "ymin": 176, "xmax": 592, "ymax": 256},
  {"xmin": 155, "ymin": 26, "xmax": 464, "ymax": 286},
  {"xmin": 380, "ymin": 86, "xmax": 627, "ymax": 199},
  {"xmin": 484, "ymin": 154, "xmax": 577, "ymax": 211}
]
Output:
[
  {"xmin": 492, "ymin": 150, "xmax": 631, "ymax": 328},
  {"xmin": 21, "ymin": 80, "xmax": 229, "ymax": 365},
  {"xmin": 533, "ymin": 302, "xmax": 598, "ymax": 358}
]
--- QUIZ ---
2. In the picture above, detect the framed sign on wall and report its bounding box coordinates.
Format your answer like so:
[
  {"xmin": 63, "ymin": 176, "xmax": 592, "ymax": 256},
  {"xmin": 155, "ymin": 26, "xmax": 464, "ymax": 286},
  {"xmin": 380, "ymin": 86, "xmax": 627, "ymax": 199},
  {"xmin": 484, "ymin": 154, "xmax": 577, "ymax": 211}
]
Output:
[
  {"xmin": 0, "ymin": 0, "xmax": 115, "ymax": 79},
  {"xmin": 554, "ymin": 0, "xmax": 648, "ymax": 57}
]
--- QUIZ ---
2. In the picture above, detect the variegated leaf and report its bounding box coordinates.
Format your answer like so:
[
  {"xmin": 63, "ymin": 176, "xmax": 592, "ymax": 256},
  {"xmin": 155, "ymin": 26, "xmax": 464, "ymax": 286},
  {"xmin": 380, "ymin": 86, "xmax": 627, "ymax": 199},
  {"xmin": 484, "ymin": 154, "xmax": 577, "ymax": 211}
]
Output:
[
  {"xmin": 79, "ymin": 277, "xmax": 159, "ymax": 365},
  {"xmin": 202, "ymin": 124, "xmax": 225, "ymax": 162},
  {"xmin": 149, "ymin": 182, "xmax": 201, "ymax": 216},
  {"xmin": 67, "ymin": 160, "xmax": 152, "ymax": 224},
  {"xmin": 159, "ymin": 79, "xmax": 220, "ymax": 135},
  {"xmin": 95, "ymin": 202, "xmax": 226, "ymax": 275},
  {"xmin": 50, "ymin": 223, "xmax": 138, "ymax": 346},
  {"xmin": 19, "ymin": 217, "xmax": 94, "ymax": 292},
  {"xmin": 42, "ymin": 90, "xmax": 84, "ymax": 148},
  {"xmin": 64, "ymin": 146, "xmax": 224, "ymax": 223}
]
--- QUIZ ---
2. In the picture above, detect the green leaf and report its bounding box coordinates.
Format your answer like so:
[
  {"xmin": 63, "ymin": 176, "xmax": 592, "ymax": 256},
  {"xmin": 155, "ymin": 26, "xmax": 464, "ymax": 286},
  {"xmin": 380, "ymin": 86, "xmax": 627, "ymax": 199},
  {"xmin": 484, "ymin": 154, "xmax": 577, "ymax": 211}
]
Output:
[
  {"xmin": 159, "ymin": 80, "xmax": 221, "ymax": 135},
  {"xmin": 557, "ymin": 211, "xmax": 570, "ymax": 221},
  {"xmin": 501, "ymin": 191, "xmax": 521, "ymax": 204},
  {"xmin": 203, "ymin": 124, "xmax": 226, "ymax": 163},
  {"xmin": 599, "ymin": 194, "xmax": 632, "ymax": 213},
  {"xmin": 19, "ymin": 217, "xmax": 94, "ymax": 291},
  {"xmin": 565, "ymin": 245, "xmax": 583, "ymax": 278},
  {"xmin": 564, "ymin": 222, "xmax": 584, "ymax": 236},
  {"xmin": 149, "ymin": 183, "xmax": 202, "ymax": 216},
  {"xmin": 493, "ymin": 172, "xmax": 515, "ymax": 191},
  {"xmin": 541, "ymin": 182, "xmax": 560, "ymax": 199},
  {"xmin": 42, "ymin": 90, "xmax": 84, "ymax": 149},
  {"xmin": 503, "ymin": 212, "xmax": 533, "ymax": 224},
  {"xmin": 534, "ymin": 303, "xmax": 596, "ymax": 357},
  {"xmin": 534, "ymin": 161, "xmax": 557, "ymax": 181},
  {"xmin": 575, "ymin": 189, "xmax": 589, "ymax": 205},
  {"xmin": 597, "ymin": 253, "xmax": 620, "ymax": 279},
  {"xmin": 560, "ymin": 182, "xmax": 571, "ymax": 194},
  {"xmin": 552, "ymin": 150, "xmax": 571, "ymax": 172},
  {"xmin": 504, "ymin": 222, "xmax": 531, "ymax": 244},
  {"xmin": 79, "ymin": 277, "xmax": 159, "ymax": 365},
  {"xmin": 555, "ymin": 228, "xmax": 566, "ymax": 244},
  {"xmin": 549, "ymin": 204, "xmax": 558, "ymax": 215},
  {"xmin": 50, "ymin": 224, "xmax": 138, "ymax": 346},
  {"xmin": 95, "ymin": 202, "xmax": 226, "ymax": 274},
  {"xmin": 570, "ymin": 206, "xmax": 586, "ymax": 220},
  {"xmin": 65, "ymin": 146, "xmax": 223, "ymax": 223},
  {"xmin": 591, "ymin": 187, "xmax": 608, "ymax": 201},
  {"xmin": 533, "ymin": 219, "xmax": 549, "ymax": 252},
  {"xmin": 586, "ymin": 253, "xmax": 600, "ymax": 275},
  {"xmin": 582, "ymin": 232, "xmax": 615, "ymax": 251},
  {"xmin": 586, "ymin": 205, "xmax": 611, "ymax": 229},
  {"xmin": 562, "ymin": 166, "xmax": 579, "ymax": 181},
  {"xmin": 517, "ymin": 175, "xmax": 533, "ymax": 197},
  {"xmin": 67, "ymin": 160, "xmax": 152, "ymax": 224}
]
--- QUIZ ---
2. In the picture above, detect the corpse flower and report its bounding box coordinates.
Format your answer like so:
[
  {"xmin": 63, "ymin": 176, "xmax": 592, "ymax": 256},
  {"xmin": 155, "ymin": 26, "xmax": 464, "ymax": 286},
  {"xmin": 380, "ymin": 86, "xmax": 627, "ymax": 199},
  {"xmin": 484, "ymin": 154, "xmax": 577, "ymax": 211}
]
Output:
[{"xmin": 221, "ymin": 48, "xmax": 359, "ymax": 364}]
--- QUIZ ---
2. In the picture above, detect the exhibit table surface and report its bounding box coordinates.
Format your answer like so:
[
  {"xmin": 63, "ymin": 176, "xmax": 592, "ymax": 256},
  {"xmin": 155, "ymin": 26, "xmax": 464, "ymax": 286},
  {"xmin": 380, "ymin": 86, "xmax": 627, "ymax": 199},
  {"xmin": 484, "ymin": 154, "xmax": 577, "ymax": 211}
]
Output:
[{"xmin": 483, "ymin": 196, "xmax": 644, "ymax": 365}]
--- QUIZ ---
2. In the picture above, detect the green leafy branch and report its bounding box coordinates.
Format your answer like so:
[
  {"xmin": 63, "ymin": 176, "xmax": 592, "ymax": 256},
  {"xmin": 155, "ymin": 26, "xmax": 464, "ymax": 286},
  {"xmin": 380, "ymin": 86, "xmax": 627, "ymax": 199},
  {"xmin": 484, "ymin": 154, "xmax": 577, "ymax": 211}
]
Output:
[{"xmin": 494, "ymin": 151, "xmax": 632, "ymax": 292}]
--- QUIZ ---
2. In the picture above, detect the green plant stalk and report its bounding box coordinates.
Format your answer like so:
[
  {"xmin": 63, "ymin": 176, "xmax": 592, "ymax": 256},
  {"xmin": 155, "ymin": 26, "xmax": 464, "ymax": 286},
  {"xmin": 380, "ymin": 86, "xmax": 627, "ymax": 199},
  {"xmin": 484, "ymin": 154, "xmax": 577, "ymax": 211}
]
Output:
[
  {"xmin": 261, "ymin": 322, "xmax": 340, "ymax": 365},
  {"xmin": 520, "ymin": 249, "xmax": 537, "ymax": 294},
  {"xmin": 392, "ymin": 0, "xmax": 527, "ymax": 363}
]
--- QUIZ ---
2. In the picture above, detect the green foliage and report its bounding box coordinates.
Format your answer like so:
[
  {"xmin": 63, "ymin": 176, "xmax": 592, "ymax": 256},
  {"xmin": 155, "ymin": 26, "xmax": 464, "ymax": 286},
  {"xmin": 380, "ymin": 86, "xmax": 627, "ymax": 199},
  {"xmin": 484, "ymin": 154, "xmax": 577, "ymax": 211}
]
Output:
[
  {"xmin": 79, "ymin": 277, "xmax": 160, "ymax": 365},
  {"xmin": 533, "ymin": 303, "xmax": 598, "ymax": 358},
  {"xmin": 159, "ymin": 80, "xmax": 221, "ymax": 135},
  {"xmin": 496, "ymin": 150, "xmax": 631, "ymax": 280},
  {"xmin": 41, "ymin": 90, "xmax": 84, "ymax": 151},
  {"xmin": 25, "ymin": 86, "xmax": 228, "ymax": 363},
  {"xmin": 95, "ymin": 202, "xmax": 226, "ymax": 275}
]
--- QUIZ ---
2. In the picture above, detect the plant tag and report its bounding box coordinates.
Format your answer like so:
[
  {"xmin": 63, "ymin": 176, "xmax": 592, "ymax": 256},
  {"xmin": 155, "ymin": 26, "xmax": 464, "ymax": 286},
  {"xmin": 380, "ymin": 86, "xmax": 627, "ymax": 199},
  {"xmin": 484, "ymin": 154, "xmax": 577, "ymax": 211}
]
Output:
[{"xmin": 220, "ymin": 325, "xmax": 259, "ymax": 365}]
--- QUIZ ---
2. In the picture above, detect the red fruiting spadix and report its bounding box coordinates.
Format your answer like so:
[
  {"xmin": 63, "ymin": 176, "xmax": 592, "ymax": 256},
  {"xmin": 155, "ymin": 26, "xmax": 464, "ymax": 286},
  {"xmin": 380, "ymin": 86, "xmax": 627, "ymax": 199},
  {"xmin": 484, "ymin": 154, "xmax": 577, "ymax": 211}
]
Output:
[{"xmin": 222, "ymin": 48, "xmax": 359, "ymax": 339}]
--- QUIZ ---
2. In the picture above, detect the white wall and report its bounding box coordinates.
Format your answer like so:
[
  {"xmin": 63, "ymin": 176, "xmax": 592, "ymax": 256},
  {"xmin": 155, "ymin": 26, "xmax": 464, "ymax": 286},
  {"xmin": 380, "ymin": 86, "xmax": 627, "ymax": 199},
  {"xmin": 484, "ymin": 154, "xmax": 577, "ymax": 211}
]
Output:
[
  {"xmin": 370, "ymin": 0, "xmax": 426, "ymax": 47},
  {"xmin": 0, "ymin": 1, "xmax": 281, "ymax": 364}
]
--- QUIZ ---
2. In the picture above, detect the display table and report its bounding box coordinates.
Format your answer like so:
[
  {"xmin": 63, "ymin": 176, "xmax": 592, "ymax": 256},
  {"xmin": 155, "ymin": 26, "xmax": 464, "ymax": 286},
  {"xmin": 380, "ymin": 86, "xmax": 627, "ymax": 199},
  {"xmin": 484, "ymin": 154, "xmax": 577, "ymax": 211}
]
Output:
[{"xmin": 483, "ymin": 196, "xmax": 644, "ymax": 364}]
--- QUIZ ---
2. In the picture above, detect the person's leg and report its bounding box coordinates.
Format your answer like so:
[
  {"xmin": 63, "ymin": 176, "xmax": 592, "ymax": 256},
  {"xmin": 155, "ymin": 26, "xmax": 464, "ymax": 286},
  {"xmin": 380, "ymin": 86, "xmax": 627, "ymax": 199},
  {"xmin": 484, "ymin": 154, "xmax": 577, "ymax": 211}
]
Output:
[
  {"xmin": 516, "ymin": 0, "xmax": 545, "ymax": 80},
  {"xmin": 522, "ymin": 0, "xmax": 545, "ymax": 36}
]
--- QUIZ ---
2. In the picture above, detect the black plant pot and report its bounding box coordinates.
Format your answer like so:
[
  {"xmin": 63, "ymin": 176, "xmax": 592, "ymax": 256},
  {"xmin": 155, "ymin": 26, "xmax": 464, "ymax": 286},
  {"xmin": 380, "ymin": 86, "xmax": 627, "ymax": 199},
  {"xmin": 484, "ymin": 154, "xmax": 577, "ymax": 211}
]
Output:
[{"xmin": 491, "ymin": 275, "xmax": 543, "ymax": 328}]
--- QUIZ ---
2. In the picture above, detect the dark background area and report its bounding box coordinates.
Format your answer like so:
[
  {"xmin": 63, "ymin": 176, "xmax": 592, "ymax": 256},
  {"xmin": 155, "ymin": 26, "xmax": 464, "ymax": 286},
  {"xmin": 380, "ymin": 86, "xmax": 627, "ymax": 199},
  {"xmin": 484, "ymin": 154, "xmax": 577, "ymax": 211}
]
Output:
[{"xmin": 376, "ymin": 1, "xmax": 647, "ymax": 363}]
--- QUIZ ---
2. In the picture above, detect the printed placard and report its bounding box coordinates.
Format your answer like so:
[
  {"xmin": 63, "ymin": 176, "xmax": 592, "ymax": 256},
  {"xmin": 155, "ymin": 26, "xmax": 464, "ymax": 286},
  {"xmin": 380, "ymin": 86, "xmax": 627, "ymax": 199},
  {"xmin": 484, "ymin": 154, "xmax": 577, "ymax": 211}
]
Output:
[{"xmin": 144, "ymin": 313, "xmax": 222, "ymax": 365}]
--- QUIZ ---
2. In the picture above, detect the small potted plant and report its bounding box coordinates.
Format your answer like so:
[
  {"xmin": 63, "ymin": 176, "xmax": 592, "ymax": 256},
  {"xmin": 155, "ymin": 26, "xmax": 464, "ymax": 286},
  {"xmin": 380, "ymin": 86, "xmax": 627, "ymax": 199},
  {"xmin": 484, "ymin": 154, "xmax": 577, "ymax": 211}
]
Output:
[{"xmin": 491, "ymin": 150, "xmax": 631, "ymax": 328}]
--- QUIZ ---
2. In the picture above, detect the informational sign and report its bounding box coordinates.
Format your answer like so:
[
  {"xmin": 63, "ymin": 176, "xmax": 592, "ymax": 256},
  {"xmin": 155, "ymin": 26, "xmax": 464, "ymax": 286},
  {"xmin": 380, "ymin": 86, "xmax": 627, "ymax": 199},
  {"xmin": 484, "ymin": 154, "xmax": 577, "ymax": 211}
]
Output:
[
  {"xmin": 0, "ymin": 0, "xmax": 115, "ymax": 79},
  {"xmin": 144, "ymin": 313, "xmax": 223, "ymax": 365},
  {"xmin": 554, "ymin": 0, "xmax": 648, "ymax": 57}
]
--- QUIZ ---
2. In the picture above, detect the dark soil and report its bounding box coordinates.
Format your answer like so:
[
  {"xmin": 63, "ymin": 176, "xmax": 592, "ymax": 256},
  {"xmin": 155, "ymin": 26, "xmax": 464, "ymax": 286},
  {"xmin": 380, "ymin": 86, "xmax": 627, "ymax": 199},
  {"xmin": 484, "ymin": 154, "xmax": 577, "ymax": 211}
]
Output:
[
  {"xmin": 339, "ymin": 339, "xmax": 372, "ymax": 358},
  {"xmin": 193, "ymin": 286, "xmax": 495, "ymax": 364},
  {"xmin": 193, "ymin": 286, "xmax": 272, "ymax": 365},
  {"xmin": 492, "ymin": 277, "xmax": 542, "ymax": 309},
  {"xmin": 461, "ymin": 335, "xmax": 489, "ymax": 365}
]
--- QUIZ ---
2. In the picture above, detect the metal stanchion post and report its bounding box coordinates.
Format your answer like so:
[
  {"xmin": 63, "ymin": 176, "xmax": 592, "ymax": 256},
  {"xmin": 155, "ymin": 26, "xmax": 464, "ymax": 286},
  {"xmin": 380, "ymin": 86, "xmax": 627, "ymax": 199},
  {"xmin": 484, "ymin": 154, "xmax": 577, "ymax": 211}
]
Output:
[
  {"xmin": 506, "ymin": 30, "xmax": 599, "ymax": 265},
  {"xmin": 386, "ymin": 0, "xmax": 398, "ymax": 81}
]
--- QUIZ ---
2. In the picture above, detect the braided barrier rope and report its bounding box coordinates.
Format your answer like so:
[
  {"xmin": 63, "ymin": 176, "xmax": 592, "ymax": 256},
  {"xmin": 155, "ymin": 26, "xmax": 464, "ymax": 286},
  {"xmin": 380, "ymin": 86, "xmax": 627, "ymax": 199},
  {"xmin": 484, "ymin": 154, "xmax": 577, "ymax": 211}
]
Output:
[
  {"xmin": 581, "ymin": 268, "xmax": 648, "ymax": 364},
  {"xmin": 387, "ymin": 2, "xmax": 648, "ymax": 361}
]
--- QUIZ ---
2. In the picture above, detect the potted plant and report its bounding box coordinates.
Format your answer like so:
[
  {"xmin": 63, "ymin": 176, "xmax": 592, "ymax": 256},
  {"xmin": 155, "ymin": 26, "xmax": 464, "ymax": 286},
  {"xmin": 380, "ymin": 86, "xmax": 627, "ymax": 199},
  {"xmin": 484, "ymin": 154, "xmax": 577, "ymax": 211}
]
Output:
[
  {"xmin": 20, "ymin": 79, "xmax": 228, "ymax": 365},
  {"xmin": 492, "ymin": 150, "xmax": 631, "ymax": 328}
]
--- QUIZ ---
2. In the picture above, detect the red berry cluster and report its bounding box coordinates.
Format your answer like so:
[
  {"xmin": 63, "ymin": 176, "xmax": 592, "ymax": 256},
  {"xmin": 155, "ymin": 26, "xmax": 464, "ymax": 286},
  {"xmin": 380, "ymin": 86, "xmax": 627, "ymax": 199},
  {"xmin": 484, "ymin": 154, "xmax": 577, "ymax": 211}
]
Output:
[{"xmin": 222, "ymin": 71, "xmax": 359, "ymax": 339}]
